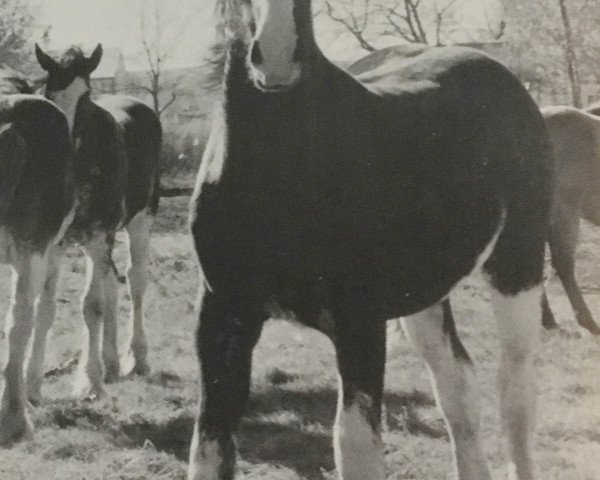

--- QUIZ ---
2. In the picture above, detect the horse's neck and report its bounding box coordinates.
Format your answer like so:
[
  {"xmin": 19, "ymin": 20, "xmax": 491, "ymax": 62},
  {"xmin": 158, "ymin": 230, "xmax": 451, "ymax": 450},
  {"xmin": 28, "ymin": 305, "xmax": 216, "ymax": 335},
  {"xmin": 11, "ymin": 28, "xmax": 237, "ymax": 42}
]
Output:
[
  {"xmin": 223, "ymin": 47, "xmax": 335, "ymax": 116},
  {"xmin": 73, "ymin": 95, "xmax": 97, "ymax": 136}
]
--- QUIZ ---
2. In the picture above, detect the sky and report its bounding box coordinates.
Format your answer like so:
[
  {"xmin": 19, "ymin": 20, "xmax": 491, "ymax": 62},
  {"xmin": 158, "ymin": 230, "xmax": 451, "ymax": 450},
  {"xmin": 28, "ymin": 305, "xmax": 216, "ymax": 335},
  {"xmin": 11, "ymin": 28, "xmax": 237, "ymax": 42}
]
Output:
[
  {"xmin": 34, "ymin": 0, "xmax": 212, "ymax": 66},
  {"xmin": 32, "ymin": 0, "xmax": 501, "ymax": 67}
]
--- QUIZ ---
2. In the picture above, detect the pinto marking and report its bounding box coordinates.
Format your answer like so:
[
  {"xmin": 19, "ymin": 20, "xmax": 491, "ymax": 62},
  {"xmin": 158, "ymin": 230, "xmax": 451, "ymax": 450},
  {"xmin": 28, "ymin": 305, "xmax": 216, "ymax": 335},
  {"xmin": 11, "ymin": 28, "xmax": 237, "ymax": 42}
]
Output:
[
  {"xmin": 30, "ymin": 44, "xmax": 162, "ymax": 400},
  {"xmin": 189, "ymin": 2, "xmax": 553, "ymax": 479},
  {"xmin": 489, "ymin": 285, "xmax": 542, "ymax": 480},
  {"xmin": 49, "ymin": 77, "xmax": 88, "ymax": 135},
  {"xmin": 0, "ymin": 74, "xmax": 74, "ymax": 444}
]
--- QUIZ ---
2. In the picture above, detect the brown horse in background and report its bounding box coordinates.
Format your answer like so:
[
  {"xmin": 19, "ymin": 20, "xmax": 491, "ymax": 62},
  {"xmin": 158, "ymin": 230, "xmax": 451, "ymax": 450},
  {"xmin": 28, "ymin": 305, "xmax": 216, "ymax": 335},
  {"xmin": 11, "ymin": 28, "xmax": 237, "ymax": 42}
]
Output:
[{"xmin": 541, "ymin": 105, "xmax": 600, "ymax": 335}]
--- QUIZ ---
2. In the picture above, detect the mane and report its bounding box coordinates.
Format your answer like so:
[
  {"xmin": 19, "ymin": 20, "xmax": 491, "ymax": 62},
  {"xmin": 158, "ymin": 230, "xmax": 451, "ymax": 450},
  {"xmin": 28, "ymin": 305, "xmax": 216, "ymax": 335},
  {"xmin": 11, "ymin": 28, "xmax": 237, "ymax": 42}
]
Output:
[
  {"xmin": 57, "ymin": 46, "xmax": 88, "ymax": 69},
  {"xmin": 204, "ymin": 0, "xmax": 252, "ymax": 91}
]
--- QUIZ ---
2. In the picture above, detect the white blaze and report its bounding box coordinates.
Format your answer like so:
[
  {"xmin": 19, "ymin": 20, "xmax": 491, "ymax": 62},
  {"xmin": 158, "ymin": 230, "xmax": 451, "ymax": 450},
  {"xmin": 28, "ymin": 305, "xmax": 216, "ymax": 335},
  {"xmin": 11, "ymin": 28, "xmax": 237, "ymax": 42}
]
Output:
[
  {"xmin": 49, "ymin": 77, "xmax": 88, "ymax": 136},
  {"xmin": 250, "ymin": 0, "xmax": 301, "ymax": 87}
]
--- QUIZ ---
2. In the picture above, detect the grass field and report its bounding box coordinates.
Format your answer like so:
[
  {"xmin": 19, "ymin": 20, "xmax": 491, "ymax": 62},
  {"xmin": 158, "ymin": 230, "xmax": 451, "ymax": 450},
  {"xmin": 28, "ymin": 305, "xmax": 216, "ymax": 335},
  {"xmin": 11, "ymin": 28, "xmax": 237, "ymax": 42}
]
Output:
[{"xmin": 1, "ymin": 195, "xmax": 600, "ymax": 479}]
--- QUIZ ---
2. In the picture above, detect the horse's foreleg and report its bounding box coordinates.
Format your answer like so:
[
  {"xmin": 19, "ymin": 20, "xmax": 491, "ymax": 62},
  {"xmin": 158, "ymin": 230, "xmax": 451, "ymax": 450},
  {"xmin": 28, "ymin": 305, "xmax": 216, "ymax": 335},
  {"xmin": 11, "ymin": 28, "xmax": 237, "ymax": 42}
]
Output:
[
  {"xmin": 0, "ymin": 250, "xmax": 47, "ymax": 446},
  {"xmin": 26, "ymin": 245, "xmax": 61, "ymax": 405},
  {"xmin": 188, "ymin": 290, "xmax": 264, "ymax": 480},
  {"xmin": 333, "ymin": 311, "xmax": 386, "ymax": 480},
  {"xmin": 401, "ymin": 300, "xmax": 491, "ymax": 480}
]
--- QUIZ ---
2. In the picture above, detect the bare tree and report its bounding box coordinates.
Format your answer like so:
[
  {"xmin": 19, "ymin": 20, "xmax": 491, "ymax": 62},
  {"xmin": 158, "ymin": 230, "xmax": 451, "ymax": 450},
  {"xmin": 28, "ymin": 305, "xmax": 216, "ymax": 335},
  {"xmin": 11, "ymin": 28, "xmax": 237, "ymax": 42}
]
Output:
[
  {"xmin": 134, "ymin": 0, "xmax": 197, "ymax": 116},
  {"xmin": 501, "ymin": 0, "xmax": 600, "ymax": 106},
  {"xmin": 557, "ymin": 0, "xmax": 581, "ymax": 107},
  {"xmin": 322, "ymin": 0, "xmax": 462, "ymax": 50},
  {"xmin": 0, "ymin": 0, "xmax": 37, "ymax": 70}
]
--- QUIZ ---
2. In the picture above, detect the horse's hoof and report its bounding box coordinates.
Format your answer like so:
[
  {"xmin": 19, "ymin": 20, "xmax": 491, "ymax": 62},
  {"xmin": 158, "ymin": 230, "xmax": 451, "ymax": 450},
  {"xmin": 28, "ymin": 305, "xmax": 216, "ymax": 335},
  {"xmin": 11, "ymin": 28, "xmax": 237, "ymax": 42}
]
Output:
[
  {"xmin": 120, "ymin": 350, "xmax": 150, "ymax": 377},
  {"xmin": 72, "ymin": 374, "xmax": 106, "ymax": 400},
  {"xmin": 132, "ymin": 360, "xmax": 150, "ymax": 377},
  {"xmin": 26, "ymin": 389, "xmax": 43, "ymax": 408},
  {"xmin": 0, "ymin": 408, "xmax": 34, "ymax": 447}
]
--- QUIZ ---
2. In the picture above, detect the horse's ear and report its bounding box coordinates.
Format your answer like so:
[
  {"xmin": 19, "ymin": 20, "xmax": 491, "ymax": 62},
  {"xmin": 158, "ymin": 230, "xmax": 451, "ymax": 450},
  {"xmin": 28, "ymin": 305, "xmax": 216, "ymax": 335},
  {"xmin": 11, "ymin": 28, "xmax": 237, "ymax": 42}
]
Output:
[
  {"xmin": 86, "ymin": 44, "xmax": 103, "ymax": 74},
  {"xmin": 35, "ymin": 43, "xmax": 57, "ymax": 72}
]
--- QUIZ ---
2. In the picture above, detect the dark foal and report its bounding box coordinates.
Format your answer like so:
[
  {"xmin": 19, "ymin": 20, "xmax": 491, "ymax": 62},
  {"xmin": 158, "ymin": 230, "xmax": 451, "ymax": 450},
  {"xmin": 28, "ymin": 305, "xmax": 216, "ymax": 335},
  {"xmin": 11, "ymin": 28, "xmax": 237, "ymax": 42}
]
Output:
[
  {"xmin": 32, "ymin": 44, "xmax": 162, "ymax": 401},
  {"xmin": 0, "ymin": 72, "xmax": 74, "ymax": 445},
  {"xmin": 189, "ymin": 1, "xmax": 553, "ymax": 479},
  {"xmin": 540, "ymin": 104, "xmax": 600, "ymax": 335}
]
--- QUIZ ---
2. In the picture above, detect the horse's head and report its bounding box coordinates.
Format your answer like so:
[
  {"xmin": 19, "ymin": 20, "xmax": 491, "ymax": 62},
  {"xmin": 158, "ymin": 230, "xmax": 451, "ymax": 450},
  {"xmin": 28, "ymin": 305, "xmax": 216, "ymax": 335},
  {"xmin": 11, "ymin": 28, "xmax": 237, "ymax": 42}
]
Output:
[
  {"xmin": 35, "ymin": 44, "xmax": 102, "ymax": 132},
  {"xmin": 245, "ymin": 0, "xmax": 312, "ymax": 93}
]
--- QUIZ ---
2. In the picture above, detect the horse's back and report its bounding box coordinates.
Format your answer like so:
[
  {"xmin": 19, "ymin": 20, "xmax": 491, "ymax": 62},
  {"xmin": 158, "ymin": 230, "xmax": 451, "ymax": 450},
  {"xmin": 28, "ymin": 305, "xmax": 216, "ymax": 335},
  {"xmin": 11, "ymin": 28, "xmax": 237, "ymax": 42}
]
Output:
[
  {"xmin": 94, "ymin": 95, "xmax": 162, "ymax": 218},
  {"xmin": 342, "ymin": 45, "xmax": 553, "ymax": 299},
  {"xmin": 542, "ymin": 105, "xmax": 600, "ymax": 207},
  {"xmin": 585, "ymin": 101, "xmax": 600, "ymax": 117},
  {"xmin": 0, "ymin": 95, "xmax": 73, "ymax": 250}
]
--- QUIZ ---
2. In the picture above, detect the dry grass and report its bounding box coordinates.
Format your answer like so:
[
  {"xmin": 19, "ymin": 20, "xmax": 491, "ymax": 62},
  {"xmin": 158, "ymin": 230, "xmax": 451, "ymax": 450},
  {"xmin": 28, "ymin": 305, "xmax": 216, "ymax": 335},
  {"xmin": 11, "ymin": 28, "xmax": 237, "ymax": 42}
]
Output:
[{"xmin": 1, "ymin": 197, "xmax": 600, "ymax": 479}]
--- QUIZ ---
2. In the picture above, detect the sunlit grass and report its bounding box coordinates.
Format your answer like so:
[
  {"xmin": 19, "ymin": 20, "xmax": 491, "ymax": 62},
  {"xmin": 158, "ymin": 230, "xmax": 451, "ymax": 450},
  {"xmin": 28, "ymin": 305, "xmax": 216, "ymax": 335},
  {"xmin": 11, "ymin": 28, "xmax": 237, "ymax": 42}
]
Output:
[{"xmin": 1, "ymin": 200, "xmax": 600, "ymax": 479}]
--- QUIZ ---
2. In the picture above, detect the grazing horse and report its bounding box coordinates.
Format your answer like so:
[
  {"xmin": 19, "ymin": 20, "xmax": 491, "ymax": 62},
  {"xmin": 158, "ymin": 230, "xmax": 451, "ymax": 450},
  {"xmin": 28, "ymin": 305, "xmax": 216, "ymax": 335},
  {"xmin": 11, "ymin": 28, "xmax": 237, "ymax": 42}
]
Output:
[
  {"xmin": 190, "ymin": 1, "xmax": 553, "ymax": 479},
  {"xmin": 33, "ymin": 44, "xmax": 162, "ymax": 401},
  {"xmin": 0, "ymin": 73, "xmax": 74, "ymax": 445},
  {"xmin": 540, "ymin": 105, "xmax": 600, "ymax": 334}
]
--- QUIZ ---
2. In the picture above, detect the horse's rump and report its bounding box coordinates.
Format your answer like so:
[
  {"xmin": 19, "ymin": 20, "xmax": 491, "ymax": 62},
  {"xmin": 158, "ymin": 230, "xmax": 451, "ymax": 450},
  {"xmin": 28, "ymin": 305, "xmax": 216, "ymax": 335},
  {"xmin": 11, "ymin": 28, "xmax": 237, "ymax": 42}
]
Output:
[
  {"xmin": 1, "ymin": 96, "xmax": 73, "ymax": 248},
  {"xmin": 94, "ymin": 95, "xmax": 162, "ymax": 220}
]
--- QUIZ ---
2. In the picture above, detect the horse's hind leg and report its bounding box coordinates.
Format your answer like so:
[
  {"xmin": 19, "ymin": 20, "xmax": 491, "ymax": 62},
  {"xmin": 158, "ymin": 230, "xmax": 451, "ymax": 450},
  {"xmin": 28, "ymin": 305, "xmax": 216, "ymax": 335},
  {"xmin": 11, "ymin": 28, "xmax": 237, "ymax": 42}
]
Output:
[
  {"xmin": 101, "ymin": 235, "xmax": 120, "ymax": 383},
  {"xmin": 400, "ymin": 300, "xmax": 491, "ymax": 480},
  {"xmin": 188, "ymin": 289, "xmax": 264, "ymax": 480},
  {"xmin": 549, "ymin": 208, "xmax": 600, "ymax": 334},
  {"xmin": 333, "ymin": 313, "xmax": 386, "ymax": 480},
  {"xmin": 484, "ymin": 222, "xmax": 544, "ymax": 480},
  {"xmin": 121, "ymin": 209, "xmax": 153, "ymax": 376},
  {"xmin": 73, "ymin": 234, "xmax": 113, "ymax": 398},
  {"xmin": 488, "ymin": 285, "xmax": 541, "ymax": 480},
  {"xmin": 0, "ymin": 250, "xmax": 47, "ymax": 446},
  {"xmin": 26, "ymin": 245, "xmax": 62, "ymax": 405},
  {"xmin": 541, "ymin": 290, "xmax": 558, "ymax": 330}
]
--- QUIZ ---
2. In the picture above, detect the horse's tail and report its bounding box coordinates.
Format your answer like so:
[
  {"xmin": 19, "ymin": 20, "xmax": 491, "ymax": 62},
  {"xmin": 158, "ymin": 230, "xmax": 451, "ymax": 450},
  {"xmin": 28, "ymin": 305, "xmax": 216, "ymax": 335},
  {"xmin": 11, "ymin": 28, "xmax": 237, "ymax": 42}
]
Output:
[
  {"xmin": 0, "ymin": 121, "xmax": 27, "ymax": 223},
  {"xmin": 5, "ymin": 96, "xmax": 74, "ymax": 245}
]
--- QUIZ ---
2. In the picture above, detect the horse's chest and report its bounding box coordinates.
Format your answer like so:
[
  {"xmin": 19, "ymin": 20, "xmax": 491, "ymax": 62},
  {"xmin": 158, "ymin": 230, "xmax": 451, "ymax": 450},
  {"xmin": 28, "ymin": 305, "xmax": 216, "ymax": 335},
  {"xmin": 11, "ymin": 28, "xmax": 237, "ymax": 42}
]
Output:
[{"xmin": 195, "ymin": 179, "xmax": 328, "ymax": 288}]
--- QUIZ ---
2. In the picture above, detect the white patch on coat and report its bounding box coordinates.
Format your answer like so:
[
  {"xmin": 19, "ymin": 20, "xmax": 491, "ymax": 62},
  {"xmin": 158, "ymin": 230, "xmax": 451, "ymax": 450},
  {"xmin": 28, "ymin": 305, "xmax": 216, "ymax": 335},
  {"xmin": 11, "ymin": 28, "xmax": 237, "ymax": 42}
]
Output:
[
  {"xmin": 333, "ymin": 390, "xmax": 385, "ymax": 480},
  {"xmin": 48, "ymin": 77, "xmax": 88, "ymax": 135},
  {"xmin": 400, "ymin": 304, "xmax": 491, "ymax": 479},
  {"xmin": 188, "ymin": 424, "xmax": 223, "ymax": 480},
  {"xmin": 489, "ymin": 285, "xmax": 541, "ymax": 480},
  {"xmin": 53, "ymin": 199, "xmax": 77, "ymax": 245},
  {"xmin": 250, "ymin": 0, "xmax": 301, "ymax": 88}
]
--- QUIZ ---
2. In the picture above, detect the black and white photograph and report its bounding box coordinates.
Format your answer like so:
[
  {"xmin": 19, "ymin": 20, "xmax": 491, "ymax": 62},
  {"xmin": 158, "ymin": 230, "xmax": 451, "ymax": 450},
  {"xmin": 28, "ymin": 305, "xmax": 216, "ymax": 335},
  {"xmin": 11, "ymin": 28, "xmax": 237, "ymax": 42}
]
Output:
[{"xmin": 1, "ymin": 0, "xmax": 600, "ymax": 478}]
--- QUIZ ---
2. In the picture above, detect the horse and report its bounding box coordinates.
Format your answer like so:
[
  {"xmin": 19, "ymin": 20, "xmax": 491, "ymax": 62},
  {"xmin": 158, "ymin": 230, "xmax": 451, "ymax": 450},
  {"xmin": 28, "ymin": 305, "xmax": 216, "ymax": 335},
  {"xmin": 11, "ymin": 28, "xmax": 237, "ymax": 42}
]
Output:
[
  {"xmin": 189, "ymin": 1, "xmax": 554, "ymax": 479},
  {"xmin": 540, "ymin": 105, "xmax": 600, "ymax": 335},
  {"xmin": 0, "ymin": 72, "xmax": 75, "ymax": 446},
  {"xmin": 33, "ymin": 44, "xmax": 162, "ymax": 402}
]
